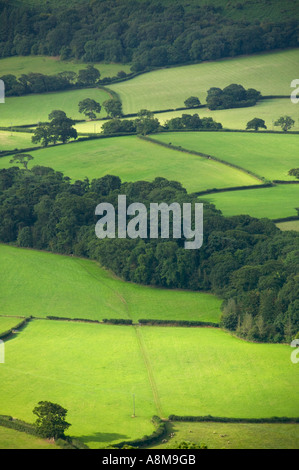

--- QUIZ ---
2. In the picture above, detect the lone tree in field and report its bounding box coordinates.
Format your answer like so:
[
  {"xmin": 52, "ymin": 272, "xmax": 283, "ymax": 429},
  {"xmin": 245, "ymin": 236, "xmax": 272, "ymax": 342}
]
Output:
[
  {"xmin": 246, "ymin": 118, "xmax": 267, "ymax": 131},
  {"xmin": 33, "ymin": 401, "xmax": 71, "ymax": 440},
  {"xmin": 274, "ymin": 115, "xmax": 295, "ymax": 132},
  {"xmin": 78, "ymin": 98, "xmax": 101, "ymax": 120},
  {"xmin": 184, "ymin": 96, "xmax": 201, "ymax": 108},
  {"xmin": 10, "ymin": 153, "xmax": 34, "ymax": 169}
]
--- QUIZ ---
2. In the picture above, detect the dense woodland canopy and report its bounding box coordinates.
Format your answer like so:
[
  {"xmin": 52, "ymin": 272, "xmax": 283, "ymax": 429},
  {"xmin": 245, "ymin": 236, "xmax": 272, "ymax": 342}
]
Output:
[
  {"xmin": 0, "ymin": 166, "xmax": 298, "ymax": 343},
  {"xmin": 0, "ymin": 0, "xmax": 298, "ymax": 68}
]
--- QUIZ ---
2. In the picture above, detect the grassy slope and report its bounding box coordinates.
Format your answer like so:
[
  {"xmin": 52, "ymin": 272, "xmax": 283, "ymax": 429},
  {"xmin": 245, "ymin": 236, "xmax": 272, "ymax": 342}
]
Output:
[
  {"xmin": 0, "ymin": 316, "xmax": 24, "ymax": 335},
  {"xmin": 276, "ymin": 220, "xmax": 299, "ymax": 232},
  {"xmin": 110, "ymin": 49, "xmax": 299, "ymax": 114},
  {"xmin": 0, "ymin": 56, "xmax": 131, "ymax": 79},
  {"xmin": 154, "ymin": 132, "xmax": 299, "ymax": 181},
  {"xmin": 153, "ymin": 98, "xmax": 299, "ymax": 132},
  {"xmin": 0, "ymin": 244, "xmax": 222, "ymax": 323},
  {"xmin": 0, "ymin": 88, "xmax": 110, "ymax": 126},
  {"xmin": 0, "ymin": 425, "xmax": 60, "ymax": 449},
  {"xmin": 0, "ymin": 320, "xmax": 156, "ymax": 449},
  {"xmin": 141, "ymin": 326, "xmax": 299, "ymax": 419},
  {"xmin": 152, "ymin": 422, "xmax": 299, "ymax": 450},
  {"xmin": 199, "ymin": 185, "xmax": 299, "ymax": 220},
  {"xmin": 0, "ymin": 130, "xmax": 38, "ymax": 151},
  {"xmin": 0, "ymin": 136, "xmax": 258, "ymax": 192},
  {"xmin": 0, "ymin": 321, "xmax": 297, "ymax": 449}
]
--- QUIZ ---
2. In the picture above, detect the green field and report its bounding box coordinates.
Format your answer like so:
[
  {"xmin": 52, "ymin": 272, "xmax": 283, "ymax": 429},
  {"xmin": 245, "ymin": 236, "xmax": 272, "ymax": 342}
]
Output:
[
  {"xmin": 0, "ymin": 136, "xmax": 258, "ymax": 192},
  {"xmin": 153, "ymin": 422, "xmax": 299, "ymax": 450},
  {"xmin": 0, "ymin": 320, "xmax": 156, "ymax": 449},
  {"xmin": 0, "ymin": 130, "xmax": 38, "ymax": 151},
  {"xmin": 0, "ymin": 245, "xmax": 221, "ymax": 323},
  {"xmin": 0, "ymin": 89, "xmax": 110, "ymax": 127},
  {"xmin": 0, "ymin": 320, "xmax": 297, "ymax": 448},
  {"xmin": 0, "ymin": 425, "xmax": 60, "ymax": 449},
  {"xmin": 0, "ymin": 55, "xmax": 131, "ymax": 79},
  {"xmin": 110, "ymin": 49, "xmax": 299, "ymax": 114},
  {"xmin": 153, "ymin": 98, "xmax": 299, "ymax": 131},
  {"xmin": 0, "ymin": 316, "xmax": 24, "ymax": 335},
  {"xmin": 277, "ymin": 220, "xmax": 299, "ymax": 232},
  {"xmin": 200, "ymin": 184, "xmax": 299, "ymax": 220},
  {"xmin": 154, "ymin": 132, "xmax": 299, "ymax": 181}
]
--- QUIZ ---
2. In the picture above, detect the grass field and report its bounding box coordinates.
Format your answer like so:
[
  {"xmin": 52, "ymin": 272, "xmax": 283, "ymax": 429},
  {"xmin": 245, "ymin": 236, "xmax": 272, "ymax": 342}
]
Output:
[
  {"xmin": 0, "ymin": 135, "xmax": 259, "ymax": 192},
  {"xmin": 153, "ymin": 98, "xmax": 299, "ymax": 132},
  {"xmin": 0, "ymin": 89, "xmax": 110, "ymax": 127},
  {"xmin": 0, "ymin": 316, "xmax": 25, "ymax": 335},
  {"xmin": 0, "ymin": 425, "xmax": 60, "ymax": 449},
  {"xmin": 0, "ymin": 244, "xmax": 222, "ymax": 323},
  {"xmin": 152, "ymin": 422, "xmax": 299, "ymax": 450},
  {"xmin": 276, "ymin": 220, "xmax": 299, "ymax": 232},
  {"xmin": 0, "ymin": 55, "xmax": 131, "ymax": 79},
  {"xmin": 0, "ymin": 320, "xmax": 156, "ymax": 449},
  {"xmin": 0, "ymin": 130, "xmax": 38, "ymax": 151},
  {"xmin": 154, "ymin": 132, "xmax": 299, "ymax": 181},
  {"xmin": 0, "ymin": 321, "xmax": 297, "ymax": 448},
  {"xmin": 110, "ymin": 49, "xmax": 299, "ymax": 114},
  {"xmin": 199, "ymin": 184, "xmax": 299, "ymax": 220}
]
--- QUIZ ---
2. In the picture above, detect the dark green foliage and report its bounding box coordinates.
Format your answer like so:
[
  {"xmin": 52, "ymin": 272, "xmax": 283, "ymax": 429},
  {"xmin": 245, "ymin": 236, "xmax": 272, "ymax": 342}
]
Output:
[
  {"xmin": 0, "ymin": 166, "xmax": 298, "ymax": 343},
  {"xmin": 114, "ymin": 416, "xmax": 166, "ymax": 449},
  {"xmin": 246, "ymin": 118, "xmax": 267, "ymax": 131},
  {"xmin": 33, "ymin": 401, "xmax": 71, "ymax": 440},
  {"xmin": 165, "ymin": 114, "xmax": 222, "ymax": 131},
  {"xmin": 169, "ymin": 415, "xmax": 299, "ymax": 423},
  {"xmin": 207, "ymin": 84, "xmax": 261, "ymax": 110},
  {"xmin": 0, "ymin": 2, "xmax": 297, "ymax": 69}
]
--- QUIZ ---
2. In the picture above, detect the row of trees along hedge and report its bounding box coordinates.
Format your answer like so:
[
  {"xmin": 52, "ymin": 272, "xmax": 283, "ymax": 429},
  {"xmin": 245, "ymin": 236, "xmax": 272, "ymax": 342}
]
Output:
[
  {"xmin": 168, "ymin": 415, "xmax": 299, "ymax": 423},
  {"xmin": 0, "ymin": 167, "xmax": 298, "ymax": 344},
  {"xmin": 1, "ymin": 65, "xmax": 129, "ymax": 97},
  {"xmin": 0, "ymin": 1, "xmax": 298, "ymax": 67}
]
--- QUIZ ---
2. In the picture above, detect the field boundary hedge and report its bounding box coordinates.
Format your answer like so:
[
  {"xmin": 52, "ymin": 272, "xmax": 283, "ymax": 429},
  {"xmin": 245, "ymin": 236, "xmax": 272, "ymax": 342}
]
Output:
[
  {"xmin": 168, "ymin": 415, "xmax": 299, "ymax": 424},
  {"xmin": 195, "ymin": 183, "xmax": 274, "ymax": 196},
  {"xmin": 0, "ymin": 317, "xmax": 30, "ymax": 340},
  {"xmin": 113, "ymin": 416, "xmax": 166, "ymax": 449},
  {"xmin": 138, "ymin": 319, "xmax": 219, "ymax": 328},
  {"xmin": 273, "ymin": 216, "xmax": 299, "ymax": 223},
  {"xmin": 139, "ymin": 135, "xmax": 266, "ymax": 183}
]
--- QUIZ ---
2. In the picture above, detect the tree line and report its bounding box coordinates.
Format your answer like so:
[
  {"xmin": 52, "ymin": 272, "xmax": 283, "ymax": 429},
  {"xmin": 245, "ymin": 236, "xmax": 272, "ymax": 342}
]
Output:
[
  {"xmin": 0, "ymin": 1, "xmax": 298, "ymax": 69},
  {"xmin": 0, "ymin": 166, "xmax": 297, "ymax": 344}
]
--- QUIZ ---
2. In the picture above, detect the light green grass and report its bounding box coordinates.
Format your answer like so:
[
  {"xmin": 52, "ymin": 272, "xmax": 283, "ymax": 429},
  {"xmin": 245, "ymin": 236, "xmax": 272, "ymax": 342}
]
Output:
[
  {"xmin": 0, "ymin": 89, "xmax": 110, "ymax": 126},
  {"xmin": 154, "ymin": 99, "xmax": 299, "ymax": 131},
  {"xmin": 0, "ymin": 244, "xmax": 222, "ymax": 323},
  {"xmin": 199, "ymin": 184, "xmax": 299, "ymax": 220},
  {"xmin": 0, "ymin": 55, "xmax": 131, "ymax": 79},
  {"xmin": 0, "ymin": 130, "xmax": 38, "ymax": 151},
  {"xmin": 110, "ymin": 49, "xmax": 299, "ymax": 114},
  {"xmin": 0, "ymin": 136, "xmax": 258, "ymax": 192},
  {"xmin": 0, "ymin": 316, "xmax": 24, "ymax": 335},
  {"xmin": 0, "ymin": 425, "xmax": 60, "ymax": 449},
  {"xmin": 0, "ymin": 320, "xmax": 156, "ymax": 448},
  {"xmin": 276, "ymin": 220, "xmax": 299, "ymax": 232},
  {"xmin": 140, "ymin": 326, "xmax": 299, "ymax": 419},
  {"xmin": 0, "ymin": 321, "xmax": 297, "ymax": 449},
  {"xmin": 154, "ymin": 132, "xmax": 299, "ymax": 181},
  {"xmin": 152, "ymin": 422, "xmax": 299, "ymax": 450}
]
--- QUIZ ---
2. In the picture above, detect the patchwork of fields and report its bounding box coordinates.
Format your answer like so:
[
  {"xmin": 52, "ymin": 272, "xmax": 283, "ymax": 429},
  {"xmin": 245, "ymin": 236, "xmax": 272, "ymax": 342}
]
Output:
[{"xmin": 0, "ymin": 46, "xmax": 299, "ymax": 449}]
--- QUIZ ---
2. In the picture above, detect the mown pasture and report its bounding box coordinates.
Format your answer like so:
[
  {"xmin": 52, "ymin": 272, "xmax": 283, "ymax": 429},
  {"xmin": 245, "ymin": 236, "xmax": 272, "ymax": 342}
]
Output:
[
  {"xmin": 109, "ymin": 49, "xmax": 299, "ymax": 114},
  {"xmin": 199, "ymin": 184, "xmax": 299, "ymax": 220},
  {"xmin": 0, "ymin": 135, "xmax": 259, "ymax": 192},
  {"xmin": 0, "ymin": 244, "xmax": 222, "ymax": 323},
  {"xmin": 154, "ymin": 131, "xmax": 299, "ymax": 181}
]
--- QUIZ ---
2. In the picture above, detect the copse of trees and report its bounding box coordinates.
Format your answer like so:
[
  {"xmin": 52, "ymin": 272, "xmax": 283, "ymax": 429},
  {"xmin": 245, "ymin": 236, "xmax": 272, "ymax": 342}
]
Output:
[
  {"xmin": 0, "ymin": 166, "xmax": 297, "ymax": 344},
  {"xmin": 206, "ymin": 84, "xmax": 261, "ymax": 110}
]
